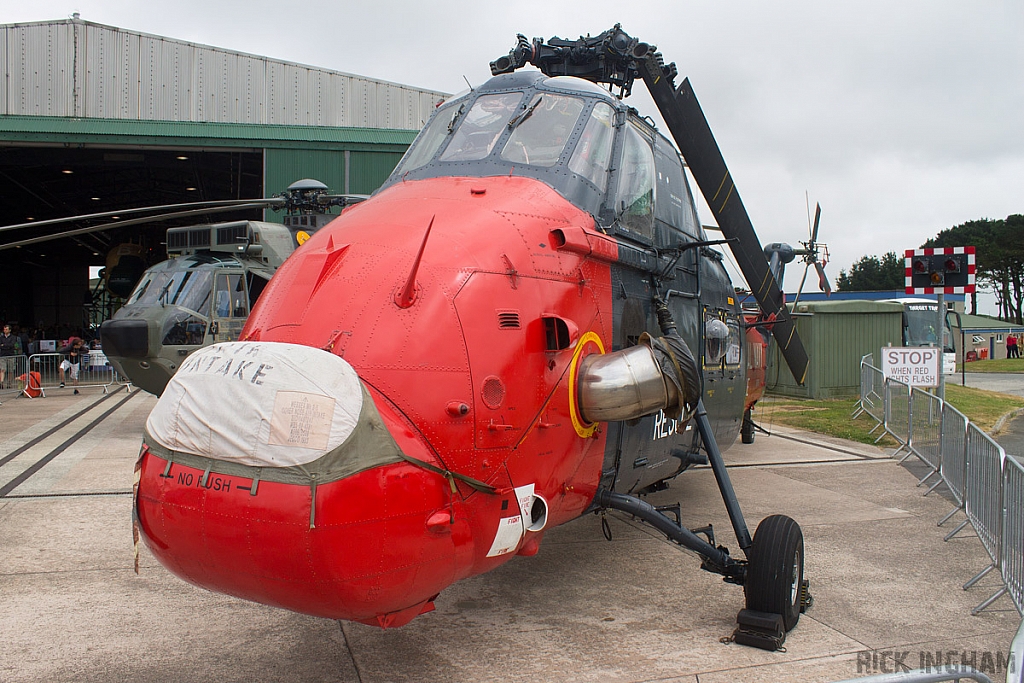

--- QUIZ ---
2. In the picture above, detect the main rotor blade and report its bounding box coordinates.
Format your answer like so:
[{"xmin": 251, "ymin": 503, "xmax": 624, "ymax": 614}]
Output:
[
  {"xmin": 634, "ymin": 65, "xmax": 809, "ymax": 383},
  {"xmin": 0, "ymin": 197, "xmax": 284, "ymax": 235},
  {"xmin": 0, "ymin": 202, "xmax": 274, "ymax": 251},
  {"xmin": 810, "ymin": 203, "xmax": 821, "ymax": 244}
]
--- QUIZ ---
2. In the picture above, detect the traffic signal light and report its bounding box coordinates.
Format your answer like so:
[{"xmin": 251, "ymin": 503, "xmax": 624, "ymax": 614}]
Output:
[{"xmin": 906, "ymin": 247, "xmax": 975, "ymax": 294}]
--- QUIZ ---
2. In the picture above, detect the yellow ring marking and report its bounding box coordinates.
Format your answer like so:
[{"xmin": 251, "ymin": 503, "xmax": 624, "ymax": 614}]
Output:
[{"xmin": 568, "ymin": 331, "xmax": 606, "ymax": 438}]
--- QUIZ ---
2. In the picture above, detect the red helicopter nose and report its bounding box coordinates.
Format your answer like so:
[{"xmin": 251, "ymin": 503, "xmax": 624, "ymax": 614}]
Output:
[{"xmin": 135, "ymin": 341, "xmax": 471, "ymax": 627}]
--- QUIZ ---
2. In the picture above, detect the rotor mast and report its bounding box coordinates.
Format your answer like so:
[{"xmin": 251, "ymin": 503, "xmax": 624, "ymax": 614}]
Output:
[{"xmin": 491, "ymin": 25, "xmax": 810, "ymax": 384}]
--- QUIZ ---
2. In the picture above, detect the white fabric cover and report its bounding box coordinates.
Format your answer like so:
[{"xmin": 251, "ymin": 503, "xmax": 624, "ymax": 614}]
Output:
[{"xmin": 146, "ymin": 341, "xmax": 363, "ymax": 468}]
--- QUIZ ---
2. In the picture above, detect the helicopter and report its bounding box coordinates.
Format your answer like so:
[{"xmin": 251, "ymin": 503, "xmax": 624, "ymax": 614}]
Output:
[
  {"xmin": 742, "ymin": 203, "xmax": 831, "ymax": 443},
  {"xmin": 98, "ymin": 179, "xmax": 362, "ymax": 395},
  {"xmin": 0, "ymin": 179, "xmax": 359, "ymax": 396},
  {"xmin": 130, "ymin": 26, "xmax": 816, "ymax": 644}
]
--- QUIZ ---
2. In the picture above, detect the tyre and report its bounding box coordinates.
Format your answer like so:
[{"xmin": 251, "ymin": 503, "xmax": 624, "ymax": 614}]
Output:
[
  {"xmin": 741, "ymin": 409, "xmax": 755, "ymax": 444},
  {"xmin": 744, "ymin": 514, "xmax": 804, "ymax": 631}
]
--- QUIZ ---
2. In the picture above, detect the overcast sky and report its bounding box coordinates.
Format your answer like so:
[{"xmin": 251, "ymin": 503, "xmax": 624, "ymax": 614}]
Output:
[{"xmin": 5, "ymin": 1, "xmax": 1022, "ymax": 313}]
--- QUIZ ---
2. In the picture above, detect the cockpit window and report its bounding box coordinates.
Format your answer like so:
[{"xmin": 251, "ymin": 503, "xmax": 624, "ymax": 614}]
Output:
[
  {"xmin": 128, "ymin": 269, "xmax": 213, "ymax": 315},
  {"xmin": 439, "ymin": 92, "xmax": 524, "ymax": 162},
  {"xmin": 500, "ymin": 93, "xmax": 585, "ymax": 167},
  {"xmin": 127, "ymin": 274, "xmax": 153, "ymax": 305},
  {"xmin": 568, "ymin": 102, "xmax": 615, "ymax": 191},
  {"xmin": 395, "ymin": 99, "xmax": 467, "ymax": 174},
  {"xmin": 616, "ymin": 123, "xmax": 656, "ymax": 238}
]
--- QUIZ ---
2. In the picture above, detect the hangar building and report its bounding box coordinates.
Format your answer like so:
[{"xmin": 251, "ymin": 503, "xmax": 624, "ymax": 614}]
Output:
[{"xmin": 0, "ymin": 16, "xmax": 444, "ymax": 331}]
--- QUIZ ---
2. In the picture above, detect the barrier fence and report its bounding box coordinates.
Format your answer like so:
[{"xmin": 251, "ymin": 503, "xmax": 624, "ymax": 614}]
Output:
[
  {"xmin": 1003, "ymin": 457, "xmax": 1024, "ymax": 620},
  {"xmin": 0, "ymin": 354, "xmax": 29, "ymax": 402},
  {"xmin": 0, "ymin": 352, "xmax": 129, "ymax": 402},
  {"xmin": 858, "ymin": 356, "xmax": 1024, "ymax": 620},
  {"xmin": 852, "ymin": 353, "xmax": 886, "ymax": 431},
  {"xmin": 939, "ymin": 403, "xmax": 969, "ymax": 515},
  {"xmin": 910, "ymin": 388, "xmax": 943, "ymax": 487},
  {"xmin": 885, "ymin": 378, "xmax": 911, "ymax": 457}
]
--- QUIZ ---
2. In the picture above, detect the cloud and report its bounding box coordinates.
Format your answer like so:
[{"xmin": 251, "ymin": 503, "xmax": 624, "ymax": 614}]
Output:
[{"xmin": 6, "ymin": 0, "xmax": 1021, "ymax": 302}]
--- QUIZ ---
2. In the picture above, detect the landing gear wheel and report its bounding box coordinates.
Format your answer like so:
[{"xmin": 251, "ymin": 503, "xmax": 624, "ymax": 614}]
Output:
[
  {"xmin": 741, "ymin": 408, "xmax": 755, "ymax": 444},
  {"xmin": 744, "ymin": 514, "xmax": 804, "ymax": 631}
]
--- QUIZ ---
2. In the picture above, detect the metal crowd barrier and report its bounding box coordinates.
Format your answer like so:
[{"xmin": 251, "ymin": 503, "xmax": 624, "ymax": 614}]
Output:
[
  {"xmin": 938, "ymin": 403, "xmax": 969, "ymax": 526},
  {"xmin": 26, "ymin": 352, "xmax": 126, "ymax": 395},
  {"xmin": 854, "ymin": 355, "xmax": 887, "ymax": 432},
  {"xmin": 0, "ymin": 354, "xmax": 29, "ymax": 402},
  {"xmin": 853, "ymin": 353, "xmax": 872, "ymax": 417},
  {"xmin": 884, "ymin": 378, "xmax": 912, "ymax": 456},
  {"xmin": 856, "ymin": 372, "xmax": 1024, "ymax": 623},
  {"xmin": 910, "ymin": 387, "xmax": 944, "ymax": 488},
  {"xmin": 1002, "ymin": 456, "xmax": 1024, "ymax": 617},
  {"xmin": 959, "ymin": 424, "xmax": 1006, "ymax": 612}
]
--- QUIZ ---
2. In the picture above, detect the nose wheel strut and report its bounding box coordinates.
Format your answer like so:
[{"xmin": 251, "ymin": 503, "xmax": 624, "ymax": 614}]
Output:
[{"xmin": 595, "ymin": 398, "xmax": 808, "ymax": 645}]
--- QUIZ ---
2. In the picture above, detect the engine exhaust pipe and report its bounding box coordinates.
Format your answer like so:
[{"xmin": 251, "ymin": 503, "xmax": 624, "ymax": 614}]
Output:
[{"xmin": 577, "ymin": 344, "xmax": 679, "ymax": 423}]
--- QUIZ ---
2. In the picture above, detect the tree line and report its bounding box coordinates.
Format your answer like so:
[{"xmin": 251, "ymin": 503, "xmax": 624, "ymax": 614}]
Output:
[{"xmin": 835, "ymin": 214, "xmax": 1023, "ymax": 322}]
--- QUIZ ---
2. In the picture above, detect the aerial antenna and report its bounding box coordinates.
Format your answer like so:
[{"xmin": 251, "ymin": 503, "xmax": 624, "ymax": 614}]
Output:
[
  {"xmin": 463, "ymin": 75, "xmax": 474, "ymax": 91},
  {"xmin": 395, "ymin": 216, "xmax": 434, "ymax": 309}
]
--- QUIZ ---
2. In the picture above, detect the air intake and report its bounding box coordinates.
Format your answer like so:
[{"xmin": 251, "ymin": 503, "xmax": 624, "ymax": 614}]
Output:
[{"xmin": 497, "ymin": 311, "xmax": 521, "ymax": 329}]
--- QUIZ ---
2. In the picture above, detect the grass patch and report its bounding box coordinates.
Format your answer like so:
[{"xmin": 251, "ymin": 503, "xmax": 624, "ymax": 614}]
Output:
[
  {"xmin": 943, "ymin": 384, "xmax": 1024, "ymax": 430},
  {"xmin": 756, "ymin": 396, "xmax": 892, "ymax": 446},
  {"xmin": 758, "ymin": 385, "xmax": 1024, "ymax": 444},
  {"xmin": 962, "ymin": 357, "xmax": 1024, "ymax": 374}
]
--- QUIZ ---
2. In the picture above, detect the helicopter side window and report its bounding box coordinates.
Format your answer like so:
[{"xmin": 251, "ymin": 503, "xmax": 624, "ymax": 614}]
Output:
[
  {"xmin": 500, "ymin": 93, "xmax": 584, "ymax": 167},
  {"xmin": 439, "ymin": 92, "xmax": 524, "ymax": 162},
  {"xmin": 724, "ymin": 317, "xmax": 742, "ymax": 367},
  {"xmin": 615, "ymin": 124, "xmax": 655, "ymax": 239},
  {"xmin": 568, "ymin": 102, "xmax": 615, "ymax": 191},
  {"xmin": 247, "ymin": 272, "xmax": 270, "ymax": 307},
  {"xmin": 214, "ymin": 274, "xmax": 248, "ymax": 318},
  {"xmin": 395, "ymin": 99, "xmax": 467, "ymax": 174}
]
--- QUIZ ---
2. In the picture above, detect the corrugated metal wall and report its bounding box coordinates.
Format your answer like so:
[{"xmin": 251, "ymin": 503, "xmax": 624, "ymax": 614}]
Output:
[
  {"xmin": 0, "ymin": 19, "xmax": 444, "ymax": 129},
  {"xmin": 264, "ymin": 149, "xmax": 348, "ymax": 201},
  {"xmin": 263, "ymin": 148, "xmax": 403, "ymax": 212},
  {"xmin": 768, "ymin": 303, "xmax": 904, "ymax": 399},
  {"xmin": 349, "ymin": 151, "xmax": 404, "ymax": 193}
]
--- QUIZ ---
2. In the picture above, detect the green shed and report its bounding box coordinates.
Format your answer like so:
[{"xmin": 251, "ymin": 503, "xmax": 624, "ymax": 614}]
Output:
[{"xmin": 767, "ymin": 300, "xmax": 904, "ymax": 399}]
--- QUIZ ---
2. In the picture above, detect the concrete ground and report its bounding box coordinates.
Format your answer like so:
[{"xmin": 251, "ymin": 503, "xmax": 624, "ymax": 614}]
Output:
[
  {"xmin": 959, "ymin": 372, "xmax": 1024, "ymax": 399},
  {"xmin": 0, "ymin": 389, "xmax": 1020, "ymax": 683}
]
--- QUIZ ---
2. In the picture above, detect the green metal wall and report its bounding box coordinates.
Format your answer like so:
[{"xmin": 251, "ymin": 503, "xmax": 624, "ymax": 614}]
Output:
[
  {"xmin": 349, "ymin": 151, "xmax": 405, "ymax": 194},
  {"xmin": 768, "ymin": 301, "xmax": 904, "ymax": 399},
  {"xmin": 263, "ymin": 148, "xmax": 405, "ymax": 219}
]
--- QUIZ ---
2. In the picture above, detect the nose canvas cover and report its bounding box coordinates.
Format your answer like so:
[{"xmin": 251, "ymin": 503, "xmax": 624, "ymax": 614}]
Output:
[{"xmin": 145, "ymin": 342, "xmax": 404, "ymax": 482}]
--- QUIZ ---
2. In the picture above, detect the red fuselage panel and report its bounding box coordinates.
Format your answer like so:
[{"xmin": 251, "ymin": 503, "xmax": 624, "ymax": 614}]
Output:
[{"xmin": 136, "ymin": 176, "xmax": 616, "ymax": 625}]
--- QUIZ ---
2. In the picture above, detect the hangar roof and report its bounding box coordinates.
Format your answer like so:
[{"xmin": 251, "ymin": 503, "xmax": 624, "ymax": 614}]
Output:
[
  {"xmin": 0, "ymin": 17, "xmax": 447, "ymax": 130},
  {"xmin": 0, "ymin": 114, "xmax": 416, "ymax": 150}
]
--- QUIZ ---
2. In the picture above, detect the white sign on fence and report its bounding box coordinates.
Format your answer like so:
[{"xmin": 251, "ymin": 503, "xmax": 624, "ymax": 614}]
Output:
[
  {"xmin": 881, "ymin": 347, "xmax": 940, "ymax": 387},
  {"xmin": 943, "ymin": 352, "xmax": 957, "ymax": 375}
]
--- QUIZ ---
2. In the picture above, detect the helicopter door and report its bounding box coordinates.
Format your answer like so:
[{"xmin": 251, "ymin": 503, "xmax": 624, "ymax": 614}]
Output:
[{"xmin": 211, "ymin": 272, "xmax": 249, "ymax": 342}]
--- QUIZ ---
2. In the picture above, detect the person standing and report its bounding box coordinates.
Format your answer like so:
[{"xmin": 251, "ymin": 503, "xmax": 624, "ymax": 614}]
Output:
[
  {"xmin": 59, "ymin": 337, "xmax": 84, "ymax": 395},
  {"xmin": 1008, "ymin": 333, "xmax": 1020, "ymax": 359},
  {"xmin": 0, "ymin": 323, "xmax": 22, "ymax": 388}
]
